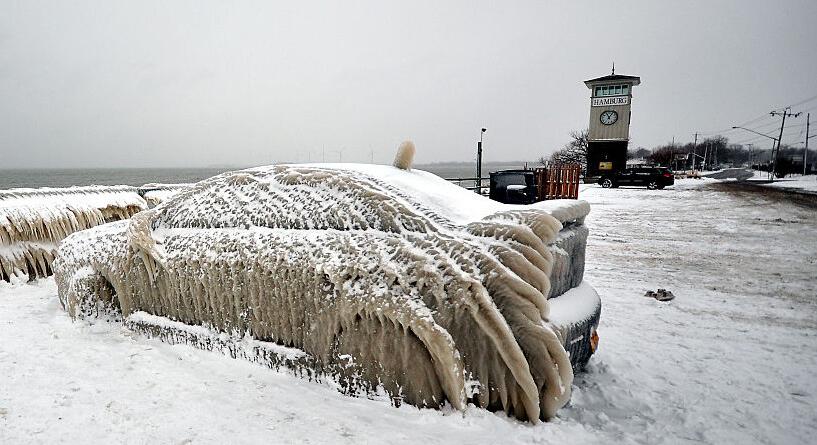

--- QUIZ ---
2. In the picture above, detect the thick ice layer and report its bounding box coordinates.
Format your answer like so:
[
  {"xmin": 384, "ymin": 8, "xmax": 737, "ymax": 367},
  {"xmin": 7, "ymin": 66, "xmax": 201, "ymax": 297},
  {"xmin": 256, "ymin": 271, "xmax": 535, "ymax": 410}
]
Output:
[
  {"xmin": 138, "ymin": 184, "xmax": 191, "ymax": 208},
  {"xmin": 0, "ymin": 186, "xmax": 146, "ymax": 282},
  {"xmin": 54, "ymin": 161, "xmax": 592, "ymax": 422}
]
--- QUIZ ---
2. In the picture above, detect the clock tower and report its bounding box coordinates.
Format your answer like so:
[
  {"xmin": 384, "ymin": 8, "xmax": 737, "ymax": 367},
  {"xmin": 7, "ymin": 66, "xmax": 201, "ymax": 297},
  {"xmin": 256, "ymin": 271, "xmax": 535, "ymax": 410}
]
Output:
[{"xmin": 583, "ymin": 67, "xmax": 641, "ymax": 178}]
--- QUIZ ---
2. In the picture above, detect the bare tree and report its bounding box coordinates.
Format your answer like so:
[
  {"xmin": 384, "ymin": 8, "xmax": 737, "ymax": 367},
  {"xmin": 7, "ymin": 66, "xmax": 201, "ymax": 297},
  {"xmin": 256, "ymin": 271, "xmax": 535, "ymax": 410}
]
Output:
[
  {"xmin": 628, "ymin": 147, "xmax": 651, "ymax": 159},
  {"xmin": 540, "ymin": 129, "xmax": 588, "ymax": 173}
]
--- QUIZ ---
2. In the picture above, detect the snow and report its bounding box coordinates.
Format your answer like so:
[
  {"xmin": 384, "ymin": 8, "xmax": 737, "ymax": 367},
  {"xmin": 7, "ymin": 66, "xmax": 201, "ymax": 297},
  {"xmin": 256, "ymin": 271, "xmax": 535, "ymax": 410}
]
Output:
[
  {"xmin": 761, "ymin": 174, "xmax": 817, "ymax": 193},
  {"xmin": 285, "ymin": 162, "xmax": 588, "ymax": 226},
  {"xmin": 547, "ymin": 282, "xmax": 600, "ymax": 328},
  {"xmin": 3, "ymin": 178, "xmax": 815, "ymax": 443}
]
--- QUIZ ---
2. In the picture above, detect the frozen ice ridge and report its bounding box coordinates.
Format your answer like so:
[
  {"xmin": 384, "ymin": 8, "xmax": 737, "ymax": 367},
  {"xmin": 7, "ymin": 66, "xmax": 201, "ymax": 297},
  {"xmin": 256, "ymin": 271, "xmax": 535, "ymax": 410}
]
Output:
[{"xmin": 0, "ymin": 186, "xmax": 146, "ymax": 282}]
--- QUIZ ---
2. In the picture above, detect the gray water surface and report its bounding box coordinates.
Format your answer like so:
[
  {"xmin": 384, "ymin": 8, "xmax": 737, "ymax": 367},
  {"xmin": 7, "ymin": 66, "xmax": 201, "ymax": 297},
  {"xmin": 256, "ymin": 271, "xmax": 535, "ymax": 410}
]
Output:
[{"xmin": 0, "ymin": 162, "xmax": 531, "ymax": 189}]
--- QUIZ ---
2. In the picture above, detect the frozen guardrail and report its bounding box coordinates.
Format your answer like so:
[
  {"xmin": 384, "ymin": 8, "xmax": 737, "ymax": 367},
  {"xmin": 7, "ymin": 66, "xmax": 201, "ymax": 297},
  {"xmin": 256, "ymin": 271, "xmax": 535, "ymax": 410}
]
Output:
[
  {"xmin": 137, "ymin": 183, "xmax": 192, "ymax": 208},
  {"xmin": 0, "ymin": 186, "xmax": 147, "ymax": 282}
]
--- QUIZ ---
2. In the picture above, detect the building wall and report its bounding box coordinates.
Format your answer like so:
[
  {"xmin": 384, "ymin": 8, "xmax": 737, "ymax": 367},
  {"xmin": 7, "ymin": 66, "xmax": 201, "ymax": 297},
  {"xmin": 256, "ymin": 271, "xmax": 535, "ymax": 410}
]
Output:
[
  {"xmin": 587, "ymin": 140, "xmax": 628, "ymax": 177},
  {"xmin": 588, "ymin": 102, "xmax": 631, "ymax": 141}
]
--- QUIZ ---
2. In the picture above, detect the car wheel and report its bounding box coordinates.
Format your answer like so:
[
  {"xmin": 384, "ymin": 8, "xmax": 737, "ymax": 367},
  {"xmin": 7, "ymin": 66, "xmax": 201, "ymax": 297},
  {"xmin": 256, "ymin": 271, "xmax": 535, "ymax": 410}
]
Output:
[
  {"xmin": 647, "ymin": 181, "xmax": 658, "ymax": 190},
  {"xmin": 657, "ymin": 185, "xmax": 666, "ymax": 190},
  {"xmin": 601, "ymin": 178, "xmax": 613, "ymax": 188}
]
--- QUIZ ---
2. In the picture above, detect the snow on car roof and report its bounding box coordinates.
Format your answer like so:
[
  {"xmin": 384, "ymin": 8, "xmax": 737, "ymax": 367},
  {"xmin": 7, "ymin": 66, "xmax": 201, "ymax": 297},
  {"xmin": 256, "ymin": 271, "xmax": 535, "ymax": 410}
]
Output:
[{"xmin": 241, "ymin": 162, "xmax": 590, "ymax": 226}]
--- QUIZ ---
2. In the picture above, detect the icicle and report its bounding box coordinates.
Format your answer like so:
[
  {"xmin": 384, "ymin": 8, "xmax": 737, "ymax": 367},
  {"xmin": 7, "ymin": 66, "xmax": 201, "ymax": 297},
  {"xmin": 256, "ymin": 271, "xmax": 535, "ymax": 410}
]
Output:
[
  {"xmin": 51, "ymin": 160, "xmax": 592, "ymax": 422},
  {"xmin": 0, "ymin": 186, "xmax": 147, "ymax": 281}
]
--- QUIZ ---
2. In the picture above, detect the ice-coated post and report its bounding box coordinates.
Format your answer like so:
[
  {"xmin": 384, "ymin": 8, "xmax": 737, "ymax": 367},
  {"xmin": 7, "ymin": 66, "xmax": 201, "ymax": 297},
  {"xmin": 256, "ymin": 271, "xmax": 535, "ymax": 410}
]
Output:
[
  {"xmin": 476, "ymin": 140, "xmax": 482, "ymax": 193},
  {"xmin": 477, "ymin": 127, "xmax": 486, "ymax": 193}
]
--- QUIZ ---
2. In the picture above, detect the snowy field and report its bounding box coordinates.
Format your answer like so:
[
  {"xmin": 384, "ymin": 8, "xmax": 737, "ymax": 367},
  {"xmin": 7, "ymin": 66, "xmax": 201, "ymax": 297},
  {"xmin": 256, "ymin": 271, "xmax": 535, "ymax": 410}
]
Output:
[
  {"xmin": 762, "ymin": 174, "xmax": 817, "ymax": 193},
  {"xmin": 2, "ymin": 179, "xmax": 816, "ymax": 444},
  {"xmin": 745, "ymin": 169, "xmax": 817, "ymax": 194}
]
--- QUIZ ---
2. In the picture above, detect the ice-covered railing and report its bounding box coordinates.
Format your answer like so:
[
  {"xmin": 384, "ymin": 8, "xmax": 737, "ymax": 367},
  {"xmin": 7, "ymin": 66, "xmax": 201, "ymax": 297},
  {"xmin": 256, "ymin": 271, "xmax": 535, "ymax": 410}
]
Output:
[
  {"xmin": 0, "ymin": 186, "xmax": 146, "ymax": 281},
  {"xmin": 54, "ymin": 144, "xmax": 594, "ymax": 422},
  {"xmin": 137, "ymin": 183, "xmax": 192, "ymax": 208}
]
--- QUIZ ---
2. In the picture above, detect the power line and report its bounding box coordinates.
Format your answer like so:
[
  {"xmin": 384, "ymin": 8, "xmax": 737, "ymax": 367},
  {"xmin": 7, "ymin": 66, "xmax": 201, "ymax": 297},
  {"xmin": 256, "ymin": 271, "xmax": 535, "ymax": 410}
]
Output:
[
  {"xmin": 796, "ymin": 104, "xmax": 817, "ymax": 114},
  {"xmin": 784, "ymin": 93, "xmax": 817, "ymax": 109},
  {"xmin": 699, "ymin": 93, "xmax": 817, "ymax": 137},
  {"xmin": 733, "ymin": 136, "xmax": 776, "ymax": 146},
  {"xmin": 747, "ymin": 120, "xmax": 785, "ymax": 132},
  {"xmin": 699, "ymin": 114, "xmax": 773, "ymax": 136}
]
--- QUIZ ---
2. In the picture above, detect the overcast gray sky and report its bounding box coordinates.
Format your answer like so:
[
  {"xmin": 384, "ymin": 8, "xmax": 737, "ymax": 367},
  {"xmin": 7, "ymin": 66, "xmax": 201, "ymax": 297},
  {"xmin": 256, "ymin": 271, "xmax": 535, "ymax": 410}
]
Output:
[{"xmin": 1, "ymin": 0, "xmax": 815, "ymax": 168}]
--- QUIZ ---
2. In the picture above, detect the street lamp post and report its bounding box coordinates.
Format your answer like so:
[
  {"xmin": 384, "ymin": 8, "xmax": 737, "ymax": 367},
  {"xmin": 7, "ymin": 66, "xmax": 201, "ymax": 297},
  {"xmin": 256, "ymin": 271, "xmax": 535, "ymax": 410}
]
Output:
[
  {"xmin": 732, "ymin": 126, "xmax": 779, "ymax": 180},
  {"xmin": 477, "ymin": 128, "xmax": 487, "ymax": 193}
]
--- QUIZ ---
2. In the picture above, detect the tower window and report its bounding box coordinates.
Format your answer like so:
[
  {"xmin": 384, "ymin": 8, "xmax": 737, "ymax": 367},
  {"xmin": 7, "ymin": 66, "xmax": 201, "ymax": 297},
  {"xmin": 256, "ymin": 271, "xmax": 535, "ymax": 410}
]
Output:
[{"xmin": 594, "ymin": 84, "xmax": 630, "ymax": 97}]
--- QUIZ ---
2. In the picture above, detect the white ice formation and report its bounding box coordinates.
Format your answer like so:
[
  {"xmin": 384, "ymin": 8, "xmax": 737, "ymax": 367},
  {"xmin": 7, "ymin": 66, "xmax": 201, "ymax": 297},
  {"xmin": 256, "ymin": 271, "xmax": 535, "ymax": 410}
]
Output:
[
  {"xmin": 54, "ymin": 151, "xmax": 591, "ymax": 422},
  {"xmin": 138, "ymin": 184, "xmax": 192, "ymax": 208},
  {"xmin": 0, "ymin": 186, "xmax": 146, "ymax": 282}
]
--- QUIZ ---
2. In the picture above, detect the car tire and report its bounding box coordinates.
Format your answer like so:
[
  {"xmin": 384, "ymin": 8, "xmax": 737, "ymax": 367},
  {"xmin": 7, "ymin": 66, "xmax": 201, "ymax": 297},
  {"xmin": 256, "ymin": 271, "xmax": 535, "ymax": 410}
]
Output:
[
  {"xmin": 601, "ymin": 178, "xmax": 613, "ymax": 188},
  {"xmin": 657, "ymin": 185, "xmax": 666, "ymax": 190},
  {"xmin": 647, "ymin": 181, "xmax": 658, "ymax": 190}
]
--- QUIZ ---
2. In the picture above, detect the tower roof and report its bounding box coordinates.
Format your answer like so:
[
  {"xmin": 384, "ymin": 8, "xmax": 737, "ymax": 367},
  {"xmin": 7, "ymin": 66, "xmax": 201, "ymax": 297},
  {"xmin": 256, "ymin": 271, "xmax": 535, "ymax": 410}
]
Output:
[{"xmin": 584, "ymin": 74, "xmax": 641, "ymax": 88}]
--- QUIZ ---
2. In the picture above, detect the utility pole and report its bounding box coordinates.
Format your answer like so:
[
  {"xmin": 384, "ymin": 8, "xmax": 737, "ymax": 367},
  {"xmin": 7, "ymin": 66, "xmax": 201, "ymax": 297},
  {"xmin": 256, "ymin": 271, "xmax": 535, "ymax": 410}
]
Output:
[
  {"xmin": 746, "ymin": 143, "xmax": 754, "ymax": 169},
  {"xmin": 692, "ymin": 132, "xmax": 698, "ymax": 171},
  {"xmin": 770, "ymin": 107, "xmax": 801, "ymax": 182},
  {"xmin": 702, "ymin": 143, "xmax": 709, "ymax": 171},
  {"xmin": 804, "ymin": 113, "xmax": 810, "ymax": 175}
]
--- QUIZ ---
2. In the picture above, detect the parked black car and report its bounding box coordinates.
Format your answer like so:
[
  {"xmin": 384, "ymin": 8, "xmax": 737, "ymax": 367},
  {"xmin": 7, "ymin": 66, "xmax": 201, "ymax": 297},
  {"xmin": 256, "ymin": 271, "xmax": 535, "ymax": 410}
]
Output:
[{"xmin": 598, "ymin": 167, "xmax": 674, "ymax": 189}]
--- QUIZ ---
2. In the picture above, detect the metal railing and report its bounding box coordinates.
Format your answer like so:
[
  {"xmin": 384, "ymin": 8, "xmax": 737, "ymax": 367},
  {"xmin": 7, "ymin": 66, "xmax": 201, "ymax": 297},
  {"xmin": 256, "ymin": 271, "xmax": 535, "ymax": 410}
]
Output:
[{"xmin": 444, "ymin": 176, "xmax": 489, "ymax": 192}]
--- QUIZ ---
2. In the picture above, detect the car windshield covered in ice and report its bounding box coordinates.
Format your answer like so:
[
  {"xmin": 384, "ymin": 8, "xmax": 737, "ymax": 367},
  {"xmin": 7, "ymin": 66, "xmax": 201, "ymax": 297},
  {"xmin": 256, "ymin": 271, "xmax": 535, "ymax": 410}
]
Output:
[{"xmin": 54, "ymin": 151, "xmax": 600, "ymax": 423}]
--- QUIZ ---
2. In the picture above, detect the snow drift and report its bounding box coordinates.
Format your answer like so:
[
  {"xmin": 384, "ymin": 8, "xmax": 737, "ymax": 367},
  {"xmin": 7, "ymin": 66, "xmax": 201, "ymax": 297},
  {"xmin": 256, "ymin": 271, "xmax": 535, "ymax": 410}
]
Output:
[
  {"xmin": 54, "ymin": 154, "xmax": 592, "ymax": 422},
  {"xmin": 0, "ymin": 186, "xmax": 146, "ymax": 282}
]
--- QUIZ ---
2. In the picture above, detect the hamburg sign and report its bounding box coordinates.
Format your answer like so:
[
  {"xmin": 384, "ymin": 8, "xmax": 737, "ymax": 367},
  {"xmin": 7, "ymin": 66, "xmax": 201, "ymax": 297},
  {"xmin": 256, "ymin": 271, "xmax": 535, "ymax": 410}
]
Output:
[{"xmin": 591, "ymin": 95, "xmax": 629, "ymax": 107}]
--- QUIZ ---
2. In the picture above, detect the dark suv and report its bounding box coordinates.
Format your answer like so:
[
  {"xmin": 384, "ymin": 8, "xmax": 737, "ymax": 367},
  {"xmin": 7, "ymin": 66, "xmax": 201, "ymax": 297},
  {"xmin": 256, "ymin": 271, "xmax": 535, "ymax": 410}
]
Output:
[{"xmin": 599, "ymin": 167, "xmax": 674, "ymax": 189}]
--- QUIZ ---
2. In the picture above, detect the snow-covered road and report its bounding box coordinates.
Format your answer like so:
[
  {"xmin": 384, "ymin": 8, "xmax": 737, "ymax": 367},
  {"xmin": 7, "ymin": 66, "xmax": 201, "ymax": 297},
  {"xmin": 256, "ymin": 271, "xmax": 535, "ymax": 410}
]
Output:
[{"xmin": 2, "ymin": 179, "xmax": 815, "ymax": 444}]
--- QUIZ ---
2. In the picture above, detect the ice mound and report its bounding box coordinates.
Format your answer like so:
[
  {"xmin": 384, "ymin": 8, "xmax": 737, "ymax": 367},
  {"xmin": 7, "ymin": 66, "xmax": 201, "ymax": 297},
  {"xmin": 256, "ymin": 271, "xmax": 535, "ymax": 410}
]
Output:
[
  {"xmin": 54, "ymin": 150, "xmax": 591, "ymax": 422},
  {"xmin": 0, "ymin": 186, "xmax": 146, "ymax": 282}
]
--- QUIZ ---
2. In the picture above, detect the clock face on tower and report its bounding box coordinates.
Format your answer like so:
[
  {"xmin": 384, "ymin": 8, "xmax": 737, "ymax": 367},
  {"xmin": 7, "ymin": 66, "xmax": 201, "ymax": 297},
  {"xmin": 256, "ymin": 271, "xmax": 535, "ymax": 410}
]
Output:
[{"xmin": 600, "ymin": 110, "xmax": 618, "ymax": 125}]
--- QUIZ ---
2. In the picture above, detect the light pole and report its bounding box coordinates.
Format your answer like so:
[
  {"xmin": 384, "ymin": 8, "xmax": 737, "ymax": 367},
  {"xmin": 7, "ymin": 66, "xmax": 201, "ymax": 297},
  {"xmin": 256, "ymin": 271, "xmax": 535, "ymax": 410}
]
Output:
[
  {"xmin": 732, "ymin": 126, "xmax": 779, "ymax": 180},
  {"xmin": 476, "ymin": 128, "xmax": 487, "ymax": 193},
  {"xmin": 804, "ymin": 113, "xmax": 810, "ymax": 175}
]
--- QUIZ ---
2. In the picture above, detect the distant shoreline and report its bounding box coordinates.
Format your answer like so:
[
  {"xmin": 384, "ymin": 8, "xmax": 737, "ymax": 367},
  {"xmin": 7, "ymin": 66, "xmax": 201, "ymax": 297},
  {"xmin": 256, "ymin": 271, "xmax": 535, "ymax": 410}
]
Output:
[
  {"xmin": 0, "ymin": 160, "xmax": 536, "ymax": 171},
  {"xmin": 0, "ymin": 162, "xmax": 534, "ymax": 189}
]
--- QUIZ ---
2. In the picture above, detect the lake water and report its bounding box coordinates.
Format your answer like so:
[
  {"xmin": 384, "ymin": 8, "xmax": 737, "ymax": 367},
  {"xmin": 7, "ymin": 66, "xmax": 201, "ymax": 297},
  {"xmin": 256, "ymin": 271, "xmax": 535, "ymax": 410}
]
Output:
[{"xmin": 0, "ymin": 162, "xmax": 531, "ymax": 189}]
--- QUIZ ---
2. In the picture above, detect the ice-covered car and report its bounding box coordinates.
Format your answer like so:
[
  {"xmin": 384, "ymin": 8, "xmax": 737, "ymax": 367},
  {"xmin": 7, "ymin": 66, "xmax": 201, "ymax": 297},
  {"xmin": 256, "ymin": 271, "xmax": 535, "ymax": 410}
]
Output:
[{"xmin": 54, "ymin": 144, "xmax": 600, "ymax": 423}]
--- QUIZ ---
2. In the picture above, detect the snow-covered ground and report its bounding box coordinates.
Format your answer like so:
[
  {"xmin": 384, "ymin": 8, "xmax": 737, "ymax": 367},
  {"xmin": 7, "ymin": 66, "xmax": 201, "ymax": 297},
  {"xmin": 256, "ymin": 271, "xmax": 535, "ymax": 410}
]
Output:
[
  {"xmin": 745, "ymin": 169, "xmax": 817, "ymax": 193},
  {"xmin": 2, "ymin": 179, "xmax": 816, "ymax": 444},
  {"xmin": 761, "ymin": 174, "xmax": 817, "ymax": 193}
]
